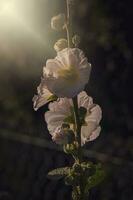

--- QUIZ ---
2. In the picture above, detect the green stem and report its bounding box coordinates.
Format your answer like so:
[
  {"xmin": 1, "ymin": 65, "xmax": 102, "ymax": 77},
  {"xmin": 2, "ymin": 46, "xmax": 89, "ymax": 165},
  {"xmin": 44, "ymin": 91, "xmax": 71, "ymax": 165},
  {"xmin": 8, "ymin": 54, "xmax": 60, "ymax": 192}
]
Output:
[
  {"xmin": 72, "ymin": 186, "xmax": 89, "ymax": 200},
  {"xmin": 72, "ymin": 96, "xmax": 81, "ymax": 150},
  {"xmin": 65, "ymin": 1, "xmax": 86, "ymax": 199},
  {"xmin": 65, "ymin": 24, "xmax": 70, "ymax": 48},
  {"xmin": 72, "ymin": 99, "xmax": 85, "ymax": 200},
  {"xmin": 66, "ymin": 0, "xmax": 73, "ymax": 47}
]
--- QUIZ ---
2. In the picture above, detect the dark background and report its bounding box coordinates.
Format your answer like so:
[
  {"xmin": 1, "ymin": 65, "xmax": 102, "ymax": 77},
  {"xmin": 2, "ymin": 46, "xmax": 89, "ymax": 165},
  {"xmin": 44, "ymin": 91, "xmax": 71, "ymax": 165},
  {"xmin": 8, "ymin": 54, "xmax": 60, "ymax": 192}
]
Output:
[{"xmin": 0, "ymin": 0, "xmax": 133, "ymax": 199}]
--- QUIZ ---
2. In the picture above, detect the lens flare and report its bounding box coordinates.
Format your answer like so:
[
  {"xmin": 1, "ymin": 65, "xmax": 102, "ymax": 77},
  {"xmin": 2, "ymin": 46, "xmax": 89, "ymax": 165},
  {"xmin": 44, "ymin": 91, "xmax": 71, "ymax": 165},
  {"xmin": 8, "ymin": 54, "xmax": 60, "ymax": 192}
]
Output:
[
  {"xmin": 0, "ymin": 0, "xmax": 16, "ymax": 16},
  {"xmin": 0, "ymin": 0, "xmax": 47, "ymax": 49}
]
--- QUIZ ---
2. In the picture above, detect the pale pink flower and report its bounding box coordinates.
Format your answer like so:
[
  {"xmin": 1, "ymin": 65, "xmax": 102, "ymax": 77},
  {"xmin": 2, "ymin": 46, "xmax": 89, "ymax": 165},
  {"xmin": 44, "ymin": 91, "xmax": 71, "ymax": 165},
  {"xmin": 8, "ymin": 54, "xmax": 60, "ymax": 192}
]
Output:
[
  {"xmin": 45, "ymin": 91, "xmax": 102, "ymax": 145},
  {"xmin": 33, "ymin": 48, "xmax": 91, "ymax": 110},
  {"xmin": 43, "ymin": 48, "xmax": 91, "ymax": 98}
]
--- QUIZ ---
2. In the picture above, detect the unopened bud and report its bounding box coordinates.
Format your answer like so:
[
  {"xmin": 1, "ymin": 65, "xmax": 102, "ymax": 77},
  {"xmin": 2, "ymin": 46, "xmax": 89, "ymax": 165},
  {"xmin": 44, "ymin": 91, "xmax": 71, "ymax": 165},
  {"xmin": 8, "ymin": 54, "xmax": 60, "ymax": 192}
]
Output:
[
  {"xmin": 54, "ymin": 38, "xmax": 68, "ymax": 52},
  {"xmin": 52, "ymin": 126, "xmax": 75, "ymax": 145},
  {"xmin": 65, "ymin": 130, "xmax": 75, "ymax": 144},
  {"xmin": 72, "ymin": 35, "xmax": 80, "ymax": 47},
  {"xmin": 51, "ymin": 13, "xmax": 66, "ymax": 31}
]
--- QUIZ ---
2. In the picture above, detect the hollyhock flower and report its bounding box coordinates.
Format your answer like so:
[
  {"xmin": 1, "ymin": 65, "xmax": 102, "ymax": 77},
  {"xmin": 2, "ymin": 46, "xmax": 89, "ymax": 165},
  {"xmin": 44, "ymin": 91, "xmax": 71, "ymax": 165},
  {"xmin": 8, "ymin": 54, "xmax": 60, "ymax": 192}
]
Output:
[
  {"xmin": 43, "ymin": 48, "xmax": 91, "ymax": 98},
  {"xmin": 45, "ymin": 91, "xmax": 102, "ymax": 145}
]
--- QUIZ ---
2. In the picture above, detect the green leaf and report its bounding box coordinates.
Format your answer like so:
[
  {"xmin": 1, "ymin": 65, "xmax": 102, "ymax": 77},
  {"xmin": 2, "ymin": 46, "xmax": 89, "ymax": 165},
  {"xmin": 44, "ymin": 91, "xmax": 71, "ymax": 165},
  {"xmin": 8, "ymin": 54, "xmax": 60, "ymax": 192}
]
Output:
[
  {"xmin": 47, "ymin": 94, "xmax": 58, "ymax": 102},
  {"xmin": 81, "ymin": 162, "xmax": 95, "ymax": 177},
  {"xmin": 65, "ymin": 175, "xmax": 75, "ymax": 185},
  {"xmin": 47, "ymin": 167, "xmax": 70, "ymax": 180},
  {"xmin": 84, "ymin": 164, "xmax": 105, "ymax": 192}
]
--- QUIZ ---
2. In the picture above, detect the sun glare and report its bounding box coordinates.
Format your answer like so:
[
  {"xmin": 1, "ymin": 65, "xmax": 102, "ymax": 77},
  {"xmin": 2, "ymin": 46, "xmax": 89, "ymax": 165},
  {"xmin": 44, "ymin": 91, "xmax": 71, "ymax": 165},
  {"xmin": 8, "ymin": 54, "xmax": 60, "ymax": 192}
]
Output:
[
  {"xmin": 0, "ymin": 0, "xmax": 47, "ymax": 47},
  {"xmin": 0, "ymin": 0, "xmax": 16, "ymax": 16}
]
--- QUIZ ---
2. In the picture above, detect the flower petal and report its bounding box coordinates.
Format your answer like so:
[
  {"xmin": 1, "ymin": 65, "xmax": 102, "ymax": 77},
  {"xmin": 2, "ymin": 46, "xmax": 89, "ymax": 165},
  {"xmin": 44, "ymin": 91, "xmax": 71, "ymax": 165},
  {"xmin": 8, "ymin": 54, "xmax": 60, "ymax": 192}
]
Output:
[
  {"xmin": 52, "ymin": 126, "xmax": 68, "ymax": 145},
  {"xmin": 44, "ymin": 91, "xmax": 102, "ymax": 146},
  {"xmin": 43, "ymin": 48, "xmax": 91, "ymax": 98},
  {"xmin": 78, "ymin": 91, "xmax": 93, "ymax": 109},
  {"xmin": 33, "ymin": 79, "xmax": 53, "ymax": 111},
  {"xmin": 56, "ymin": 48, "xmax": 78, "ymax": 67},
  {"xmin": 44, "ymin": 59, "xmax": 62, "ymax": 78},
  {"xmin": 45, "ymin": 111, "xmax": 65, "ymax": 134},
  {"xmin": 81, "ymin": 126, "xmax": 101, "ymax": 145},
  {"xmin": 48, "ymin": 98, "xmax": 72, "ymax": 113},
  {"xmin": 45, "ymin": 98, "xmax": 72, "ymax": 134},
  {"xmin": 81, "ymin": 121, "xmax": 97, "ymax": 139},
  {"xmin": 86, "ymin": 105, "xmax": 102, "ymax": 124},
  {"xmin": 89, "ymin": 126, "xmax": 101, "ymax": 141}
]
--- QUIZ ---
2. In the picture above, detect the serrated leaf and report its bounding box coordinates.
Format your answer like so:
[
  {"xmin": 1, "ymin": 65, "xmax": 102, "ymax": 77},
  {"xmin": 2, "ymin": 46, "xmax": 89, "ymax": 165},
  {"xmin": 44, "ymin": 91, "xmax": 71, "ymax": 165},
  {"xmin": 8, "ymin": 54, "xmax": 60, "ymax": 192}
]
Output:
[
  {"xmin": 47, "ymin": 167, "xmax": 70, "ymax": 180},
  {"xmin": 84, "ymin": 165, "xmax": 105, "ymax": 192}
]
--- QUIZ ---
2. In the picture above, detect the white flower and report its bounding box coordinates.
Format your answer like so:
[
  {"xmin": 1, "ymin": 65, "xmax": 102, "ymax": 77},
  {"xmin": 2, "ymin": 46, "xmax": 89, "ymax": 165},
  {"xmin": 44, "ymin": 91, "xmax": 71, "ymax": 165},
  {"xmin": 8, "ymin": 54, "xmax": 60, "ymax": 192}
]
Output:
[
  {"xmin": 43, "ymin": 48, "xmax": 91, "ymax": 98},
  {"xmin": 45, "ymin": 91, "xmax": 102, "ymax": 145},
  {"xmin": 32, "ymin": 78, "xmax": 53, "ymax": 111}
]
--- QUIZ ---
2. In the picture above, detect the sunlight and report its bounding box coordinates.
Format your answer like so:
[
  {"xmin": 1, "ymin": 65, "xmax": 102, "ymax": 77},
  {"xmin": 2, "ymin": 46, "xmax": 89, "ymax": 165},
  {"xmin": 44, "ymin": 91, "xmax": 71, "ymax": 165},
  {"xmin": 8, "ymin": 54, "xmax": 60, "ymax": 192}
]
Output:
[
  {"xmin": 0, "ymin": 0, "xmax": 16, "ymax": 16},
  {"xmin": 0, "ymin": 0, "xmax": 47, "ymax": 47}
]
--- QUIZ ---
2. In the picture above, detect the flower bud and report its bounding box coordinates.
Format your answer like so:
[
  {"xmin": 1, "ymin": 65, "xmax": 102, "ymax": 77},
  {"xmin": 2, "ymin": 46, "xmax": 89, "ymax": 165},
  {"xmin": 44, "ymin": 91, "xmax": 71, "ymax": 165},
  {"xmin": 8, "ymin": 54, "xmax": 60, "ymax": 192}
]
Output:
[
  {"xmin": 51, "ymin": 13, "xmax": 66, "ymax": 31},
  {"xmin": 54, "ymin": 38, "xmax": 68, "ymax": 52},
  {"xmin": 72, "ymin": 34, "xmax": 80, "ymax": 47},
  {"xmin": 52, "ymin": 126, "xmax": 68, "ymax": 145},
  {"xmin": 65, "ymin": 129, "xmax": 75, "ymax": 144},
  {"xmin": 52, "ymin": 126, "xmax": 75, "ymax": 145},
  {"xmin": 64, "ymin": 143, "xmax": 76, "ymax": 154}
]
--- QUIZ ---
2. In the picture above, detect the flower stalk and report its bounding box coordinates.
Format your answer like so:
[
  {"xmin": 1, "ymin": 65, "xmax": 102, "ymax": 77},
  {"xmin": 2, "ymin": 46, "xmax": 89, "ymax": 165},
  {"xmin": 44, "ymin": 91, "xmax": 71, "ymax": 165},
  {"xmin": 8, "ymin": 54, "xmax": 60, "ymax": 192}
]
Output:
[
  {"xmin": 72, "ymin": 97, "xmax": 81, "ymax": 149},
  {"xmin": 66, "ymin": 2, "xmax": 84, "ymax": 198},
  {"xmin": 72, "ymin": 97, "xmax": 83, "ymax": 200},
  {"xmin": 66, "ymin": 0, "xmax": 82, "ymax": 163},
  {"xmin": 66, "ymin": 0, "xmax": 73, "ymax": 48},
  {"xmin": 33, "ymin": 0, "xmax": 104, "ymax": 199}
]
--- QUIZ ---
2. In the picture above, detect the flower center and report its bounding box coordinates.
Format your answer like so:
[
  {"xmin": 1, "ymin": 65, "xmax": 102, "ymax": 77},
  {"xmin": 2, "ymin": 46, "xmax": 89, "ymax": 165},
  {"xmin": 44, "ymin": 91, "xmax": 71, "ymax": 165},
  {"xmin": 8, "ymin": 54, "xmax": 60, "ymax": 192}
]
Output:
[{"xmin": 58, "ymin": 66, "xmax": 79, "ymax": 83}]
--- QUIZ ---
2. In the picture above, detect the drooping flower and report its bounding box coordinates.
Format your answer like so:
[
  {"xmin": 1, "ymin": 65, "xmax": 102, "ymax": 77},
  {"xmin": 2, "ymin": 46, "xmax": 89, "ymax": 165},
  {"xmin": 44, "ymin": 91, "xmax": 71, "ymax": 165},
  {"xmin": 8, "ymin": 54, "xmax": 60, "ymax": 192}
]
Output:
[
  {"xmin": 45, "ymin": 91, "xmax": 102, "ymax": 145},
  {"xmin": 43, "ymin": 48, "xmax": 91, "ymax": 98},
  {"xmin": 32, "ymin": 78, "xmax": 53, "ymax": 111}
]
